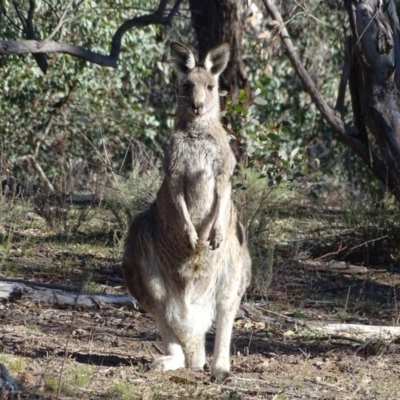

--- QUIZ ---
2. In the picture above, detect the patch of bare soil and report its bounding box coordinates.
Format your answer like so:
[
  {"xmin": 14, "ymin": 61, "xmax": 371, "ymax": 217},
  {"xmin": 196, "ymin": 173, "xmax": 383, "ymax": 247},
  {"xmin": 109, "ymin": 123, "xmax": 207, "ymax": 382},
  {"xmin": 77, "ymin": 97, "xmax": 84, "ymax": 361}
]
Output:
[{"xmin": 0, "ymin": 225, "xmax": 399, "ymax": 399}]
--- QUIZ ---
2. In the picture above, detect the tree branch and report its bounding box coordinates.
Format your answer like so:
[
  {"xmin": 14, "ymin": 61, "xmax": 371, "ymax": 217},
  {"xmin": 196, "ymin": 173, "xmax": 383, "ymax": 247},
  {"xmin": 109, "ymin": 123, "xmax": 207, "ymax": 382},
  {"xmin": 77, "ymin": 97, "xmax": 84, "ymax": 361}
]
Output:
[{"xmin": 0, "ymin": 0, "xmax": 183, "ymax": 69}]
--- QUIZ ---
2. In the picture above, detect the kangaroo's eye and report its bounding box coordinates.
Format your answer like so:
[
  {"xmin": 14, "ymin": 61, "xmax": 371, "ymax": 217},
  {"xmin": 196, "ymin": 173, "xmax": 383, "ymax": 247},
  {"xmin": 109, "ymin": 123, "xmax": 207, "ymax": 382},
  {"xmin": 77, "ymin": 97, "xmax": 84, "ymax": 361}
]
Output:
[{"xmin": 207, "ymin": 85, "xmax": 214, "ymax": 92}]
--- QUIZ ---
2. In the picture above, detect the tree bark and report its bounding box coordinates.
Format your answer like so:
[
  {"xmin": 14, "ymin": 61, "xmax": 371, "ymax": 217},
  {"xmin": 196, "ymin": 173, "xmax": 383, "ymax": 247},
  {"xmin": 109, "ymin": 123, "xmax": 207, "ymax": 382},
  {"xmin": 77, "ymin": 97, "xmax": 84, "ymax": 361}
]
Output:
[
  {"xmin": 345, "ymin": 0, "xmax": 400, "ymax": 199},
  {"xmin": 188, "ymin": 0, "xmax": 250, "ymax": 103}
]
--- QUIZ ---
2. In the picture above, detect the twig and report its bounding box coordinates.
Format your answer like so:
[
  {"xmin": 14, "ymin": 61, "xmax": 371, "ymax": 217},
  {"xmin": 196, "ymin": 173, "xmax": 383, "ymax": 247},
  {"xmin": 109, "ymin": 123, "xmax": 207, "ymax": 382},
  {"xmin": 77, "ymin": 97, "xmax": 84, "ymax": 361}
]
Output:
[
  {"xmin": 40, "ymin": 0, "xmax": 74, "ymax": 45},
  {"xmin": 317, "ymin": 243, "xmax": 347, "ymax": 260},
  {"xmin": 348, "ymin": 235, "xmax": 388, "ymax": 251},
  {"xmin": 255, "ymin": 306, "xmax": 307, "ymax": 326}
]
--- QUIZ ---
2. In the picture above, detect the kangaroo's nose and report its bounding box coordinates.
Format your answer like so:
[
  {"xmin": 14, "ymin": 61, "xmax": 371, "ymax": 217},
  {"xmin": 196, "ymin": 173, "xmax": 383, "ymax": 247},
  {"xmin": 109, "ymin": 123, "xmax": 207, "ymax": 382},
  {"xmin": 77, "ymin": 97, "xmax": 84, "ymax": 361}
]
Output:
[{"xmin": 192, "ymin": 102, "xmax": 204, "ymax": 115}]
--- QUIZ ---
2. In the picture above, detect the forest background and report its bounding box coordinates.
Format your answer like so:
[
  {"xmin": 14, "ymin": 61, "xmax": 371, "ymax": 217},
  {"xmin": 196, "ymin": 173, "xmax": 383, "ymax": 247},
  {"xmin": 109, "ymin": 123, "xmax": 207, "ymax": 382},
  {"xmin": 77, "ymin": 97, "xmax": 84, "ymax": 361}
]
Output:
[{"xmin": 0, "ymin": 1, "xmax": 400, "ymax": 399}]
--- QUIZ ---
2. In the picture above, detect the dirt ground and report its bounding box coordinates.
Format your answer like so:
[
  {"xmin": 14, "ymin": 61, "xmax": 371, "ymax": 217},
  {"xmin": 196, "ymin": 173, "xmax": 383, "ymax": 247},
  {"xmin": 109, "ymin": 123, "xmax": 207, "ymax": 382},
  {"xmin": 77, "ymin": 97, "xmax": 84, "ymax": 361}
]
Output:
[{"xmin": 0, "ymin": 210, "xmax": 400, "ymax": 399}]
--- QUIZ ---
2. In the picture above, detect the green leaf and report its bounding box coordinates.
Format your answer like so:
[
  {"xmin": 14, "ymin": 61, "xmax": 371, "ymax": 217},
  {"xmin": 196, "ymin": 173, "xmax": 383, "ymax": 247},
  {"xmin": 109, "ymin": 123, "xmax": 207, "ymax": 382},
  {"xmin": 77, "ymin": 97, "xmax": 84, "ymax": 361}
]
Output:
[
  {"xmin": 253, "ymin": 97, "xmax": 268, "ymax": 106},
  {"xmin": 290, "ymin": 147, "xmax": 300, "ymax": 159}
]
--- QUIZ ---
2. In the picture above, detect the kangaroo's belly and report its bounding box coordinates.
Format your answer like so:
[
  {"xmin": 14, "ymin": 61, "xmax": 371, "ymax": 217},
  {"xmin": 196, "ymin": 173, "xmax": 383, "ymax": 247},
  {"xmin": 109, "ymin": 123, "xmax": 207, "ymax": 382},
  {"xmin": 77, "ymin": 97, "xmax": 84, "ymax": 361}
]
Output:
[
  {"xmin": 182, "ymin": 140, "xmax": 218, "ymax": 225},
  {"xmin": 184, "ymin": 171, "xmax": 216, "ymax": 225}
]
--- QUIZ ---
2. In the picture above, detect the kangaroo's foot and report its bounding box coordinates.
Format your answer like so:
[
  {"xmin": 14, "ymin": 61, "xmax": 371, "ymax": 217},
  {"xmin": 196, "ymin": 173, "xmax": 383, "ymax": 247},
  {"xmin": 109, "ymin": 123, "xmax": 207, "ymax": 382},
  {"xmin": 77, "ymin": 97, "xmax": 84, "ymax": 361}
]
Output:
[{"xmin": 151, "ymin": 355, "xmax": 185, "ymax": 372}]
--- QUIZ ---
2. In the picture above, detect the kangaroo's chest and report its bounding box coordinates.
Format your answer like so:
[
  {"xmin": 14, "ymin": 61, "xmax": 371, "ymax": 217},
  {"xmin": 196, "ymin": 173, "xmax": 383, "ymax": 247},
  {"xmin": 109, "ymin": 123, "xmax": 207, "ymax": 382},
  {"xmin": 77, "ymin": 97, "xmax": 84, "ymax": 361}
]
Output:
[{"xmin": 181, "ymin": 135, "xmax": 220, "ymax": 177}]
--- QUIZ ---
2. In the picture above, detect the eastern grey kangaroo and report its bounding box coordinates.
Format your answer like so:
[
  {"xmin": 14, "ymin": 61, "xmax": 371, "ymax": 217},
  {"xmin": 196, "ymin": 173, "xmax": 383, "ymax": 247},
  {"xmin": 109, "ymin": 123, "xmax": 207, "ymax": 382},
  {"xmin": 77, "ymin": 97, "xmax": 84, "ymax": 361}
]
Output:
[{"xmin": 122, "ymin": 41, "xmax": 251, "ymax": 379}]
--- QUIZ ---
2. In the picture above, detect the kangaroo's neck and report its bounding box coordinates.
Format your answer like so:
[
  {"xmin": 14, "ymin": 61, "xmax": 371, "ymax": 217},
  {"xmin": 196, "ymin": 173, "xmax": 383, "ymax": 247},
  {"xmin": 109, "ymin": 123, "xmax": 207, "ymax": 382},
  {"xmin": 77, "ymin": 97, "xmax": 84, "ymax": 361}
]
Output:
[{"xmin": 175, "ymin": 108, "xmax": 222, "ymax": 132}]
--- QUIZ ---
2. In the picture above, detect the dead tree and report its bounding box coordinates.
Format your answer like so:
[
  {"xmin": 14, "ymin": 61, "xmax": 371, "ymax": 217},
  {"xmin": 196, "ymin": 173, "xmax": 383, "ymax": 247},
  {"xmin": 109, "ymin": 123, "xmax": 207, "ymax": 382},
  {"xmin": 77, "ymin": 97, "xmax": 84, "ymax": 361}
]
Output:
[{"xmin": 263, "ymin": 0, "xmax": 400, "ymax": 202}]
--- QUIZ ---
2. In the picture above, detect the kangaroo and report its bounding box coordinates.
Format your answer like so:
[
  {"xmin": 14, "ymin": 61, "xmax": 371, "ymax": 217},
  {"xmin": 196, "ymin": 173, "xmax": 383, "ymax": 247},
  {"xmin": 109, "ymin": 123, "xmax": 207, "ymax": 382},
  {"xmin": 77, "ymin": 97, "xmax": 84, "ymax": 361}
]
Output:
[{"xmin": 122, "ymin": 41, "xmax": 251, "ymax": 379}]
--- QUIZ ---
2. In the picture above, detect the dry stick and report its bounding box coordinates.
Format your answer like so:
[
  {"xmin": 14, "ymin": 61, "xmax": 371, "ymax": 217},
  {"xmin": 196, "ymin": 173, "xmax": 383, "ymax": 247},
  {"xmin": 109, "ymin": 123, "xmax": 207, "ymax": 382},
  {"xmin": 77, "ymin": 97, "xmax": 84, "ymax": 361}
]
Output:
[
  {"xmin": 256, "ymin": 306, "xmax": 307, "ymax": 326},
  {"xmin": 316, "ymin": 243, "xmax": 347, "ymax": 260}
]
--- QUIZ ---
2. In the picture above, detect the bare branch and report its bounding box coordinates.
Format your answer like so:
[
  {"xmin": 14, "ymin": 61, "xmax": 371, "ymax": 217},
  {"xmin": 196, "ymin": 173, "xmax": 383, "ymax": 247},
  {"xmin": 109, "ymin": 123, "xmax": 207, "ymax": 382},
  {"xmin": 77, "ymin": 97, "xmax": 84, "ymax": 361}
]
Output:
[
  {"xmin": 33, "ymin": 114, "xmax": 54, "ymax": 157},
  {"xmin": 41, "ymin": 0, "xmax": 74, "ymax": 44},
  {"xmin": 17, "ymin": 155, "xmax": 55, "ymax": 193},
  {"xmin": 0, "ymin": 0, "xmax": 183, "ymax": 69}
]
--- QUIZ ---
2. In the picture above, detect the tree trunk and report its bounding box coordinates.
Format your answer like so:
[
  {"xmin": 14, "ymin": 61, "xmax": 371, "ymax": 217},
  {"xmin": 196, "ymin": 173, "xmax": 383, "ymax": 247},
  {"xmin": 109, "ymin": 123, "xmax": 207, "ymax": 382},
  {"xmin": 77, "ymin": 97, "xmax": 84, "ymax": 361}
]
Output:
[
  {"xmin": 345, "ymin": 0, "xmax": 400, "ymax": 200},
  {"xmin": 188, "ymin": 0, "xmax": 250, "ymax": 103}
]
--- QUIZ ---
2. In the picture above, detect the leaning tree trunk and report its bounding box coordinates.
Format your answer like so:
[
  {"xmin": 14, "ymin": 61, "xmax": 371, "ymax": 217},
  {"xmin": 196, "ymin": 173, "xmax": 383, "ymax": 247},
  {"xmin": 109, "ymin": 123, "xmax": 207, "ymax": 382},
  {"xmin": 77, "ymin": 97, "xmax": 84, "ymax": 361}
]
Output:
[
  {"xmin": 345, "ymin": 0, "xmax": 400, "ymax": 200},
  {"xmin": 188, "ymin": 0, "xmax": 250, "ymax": 104}
]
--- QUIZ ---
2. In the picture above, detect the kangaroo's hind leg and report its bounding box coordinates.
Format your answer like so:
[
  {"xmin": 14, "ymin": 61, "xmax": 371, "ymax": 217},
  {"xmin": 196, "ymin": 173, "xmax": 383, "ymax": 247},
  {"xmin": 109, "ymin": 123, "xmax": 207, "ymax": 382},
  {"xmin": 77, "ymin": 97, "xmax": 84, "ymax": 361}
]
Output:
[
  {"xmin": 211, "ymin": 295, "xmax": 241, "ymax": 380},
  {"xmin": 151, "ymin": 318, "xmax": 185, "ymax": 372}
]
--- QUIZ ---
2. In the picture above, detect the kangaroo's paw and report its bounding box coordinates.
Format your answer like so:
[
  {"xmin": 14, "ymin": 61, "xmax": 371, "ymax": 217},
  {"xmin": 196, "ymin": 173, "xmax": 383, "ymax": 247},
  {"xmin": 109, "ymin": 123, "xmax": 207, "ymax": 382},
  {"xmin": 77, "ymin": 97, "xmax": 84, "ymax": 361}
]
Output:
[
  {"xmin": 210, "ymin": 359, "xmax": 230, "ymax": 381},
  {"xmin": 185, "ymin": 225, "xmax": 198, "ymax": 250},
  {"xmin": 208, "ymin": 225, "xmax": 223, "ymax": 250}
]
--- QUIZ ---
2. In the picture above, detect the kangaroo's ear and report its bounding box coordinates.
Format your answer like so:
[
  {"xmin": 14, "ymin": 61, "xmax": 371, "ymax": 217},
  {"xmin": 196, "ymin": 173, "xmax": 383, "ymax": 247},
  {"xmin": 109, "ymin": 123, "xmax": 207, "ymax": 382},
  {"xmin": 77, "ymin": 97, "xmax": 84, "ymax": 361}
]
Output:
[
  {"xmin": 170, "ymin": 42, "xmax": 196, "ymax": 74},
  {"xmin": 203, "ymin": 43, "xmax": 230, "ymax": 76}
]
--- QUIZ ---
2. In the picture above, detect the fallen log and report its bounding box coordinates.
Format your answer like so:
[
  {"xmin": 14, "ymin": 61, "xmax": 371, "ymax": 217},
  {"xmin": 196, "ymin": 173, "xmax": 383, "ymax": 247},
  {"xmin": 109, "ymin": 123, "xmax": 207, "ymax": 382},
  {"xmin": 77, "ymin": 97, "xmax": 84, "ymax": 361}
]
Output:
[
  {"xmin": 0, "ymin": 280, "xmax": 138, "ymax": 310},
  {"xmin": 312, "ymin": 323, "xmax": 400, "ymax": 340}
]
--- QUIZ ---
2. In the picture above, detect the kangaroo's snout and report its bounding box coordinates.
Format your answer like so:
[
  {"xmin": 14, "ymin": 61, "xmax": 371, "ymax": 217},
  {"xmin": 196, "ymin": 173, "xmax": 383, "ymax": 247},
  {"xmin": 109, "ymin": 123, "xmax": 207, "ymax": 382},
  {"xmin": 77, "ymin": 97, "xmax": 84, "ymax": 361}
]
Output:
[{"xmin": 191, "ymin": 101, "xmax": 204, "ymax": 115}]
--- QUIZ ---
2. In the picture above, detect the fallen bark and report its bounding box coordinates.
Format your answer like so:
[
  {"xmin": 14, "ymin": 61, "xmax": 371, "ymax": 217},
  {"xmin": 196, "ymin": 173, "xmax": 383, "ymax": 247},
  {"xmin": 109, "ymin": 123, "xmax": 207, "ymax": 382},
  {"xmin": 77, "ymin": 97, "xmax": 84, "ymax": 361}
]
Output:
[{"xmin": 0, "ymin": 281, "xmax": 138, "ymax": 310}]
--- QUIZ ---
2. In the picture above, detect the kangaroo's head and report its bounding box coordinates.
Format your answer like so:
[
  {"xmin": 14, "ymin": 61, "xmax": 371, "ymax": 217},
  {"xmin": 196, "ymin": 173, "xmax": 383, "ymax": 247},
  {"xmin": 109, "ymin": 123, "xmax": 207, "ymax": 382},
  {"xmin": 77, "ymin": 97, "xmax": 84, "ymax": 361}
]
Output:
[{"xmin": 170, "ymin": 42, "xmax": 230, "ymax": 120}]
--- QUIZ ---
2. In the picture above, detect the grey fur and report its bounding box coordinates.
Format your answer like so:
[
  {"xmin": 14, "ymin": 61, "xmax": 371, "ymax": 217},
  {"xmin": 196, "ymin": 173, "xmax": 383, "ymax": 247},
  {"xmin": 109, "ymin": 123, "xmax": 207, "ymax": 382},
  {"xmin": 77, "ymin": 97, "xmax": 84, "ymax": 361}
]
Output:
[{"xmin": 122, "ymin": 42, "xmax": 251, "ymax": 379}]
